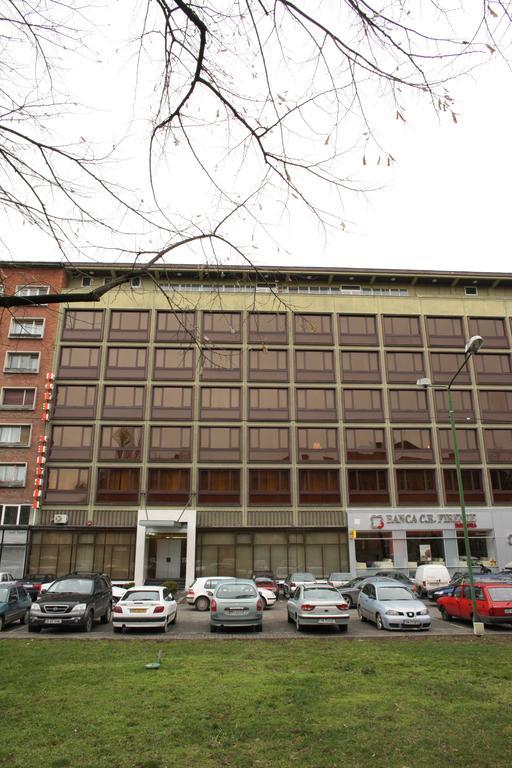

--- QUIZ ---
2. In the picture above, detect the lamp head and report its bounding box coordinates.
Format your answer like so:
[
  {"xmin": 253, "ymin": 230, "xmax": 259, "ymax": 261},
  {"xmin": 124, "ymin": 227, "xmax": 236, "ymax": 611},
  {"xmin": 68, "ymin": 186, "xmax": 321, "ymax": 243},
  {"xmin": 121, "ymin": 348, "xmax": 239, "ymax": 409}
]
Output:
[
  {"xmin": 416, "ymin": 377, "xmax": 432, "ymax": 389},
  {"xmin": 465, "ymin": 335, "xmax": 484, "ymax": 355}
]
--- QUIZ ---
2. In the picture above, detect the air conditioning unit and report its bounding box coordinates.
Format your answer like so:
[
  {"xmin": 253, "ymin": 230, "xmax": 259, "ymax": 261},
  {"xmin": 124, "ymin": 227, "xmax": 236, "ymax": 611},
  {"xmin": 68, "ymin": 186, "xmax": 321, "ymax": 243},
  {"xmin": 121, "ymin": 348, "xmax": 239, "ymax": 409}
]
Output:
[{"xmin": 53, "ymin": 514, "xmax": 68, "ymax": 525}]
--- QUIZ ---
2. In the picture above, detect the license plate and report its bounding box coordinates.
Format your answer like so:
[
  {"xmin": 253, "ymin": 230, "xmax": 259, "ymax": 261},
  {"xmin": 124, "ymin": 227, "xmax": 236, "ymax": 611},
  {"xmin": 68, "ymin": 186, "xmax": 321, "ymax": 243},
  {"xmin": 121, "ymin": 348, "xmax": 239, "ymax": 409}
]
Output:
[
  {"xmin": 403, "ymin": 620, "xmax": 420, "ymax": 626},
  {"xmin": 227, "ymin": 608, "xmax": 244, "ymax": 614},
  {"xmin": 130, "ymin": 608, "xmax": 147, "ymax": 614},
  {"xmin": 45, "ymin": 618, "xmax": 62, "ymax": 624},
  {"xmin": 505, "ymin": 609, "xmax": 512, "ymax": 614},
  {"xmin": 318, "ymin": 618, "xmax": 335, "ymax": 624}
]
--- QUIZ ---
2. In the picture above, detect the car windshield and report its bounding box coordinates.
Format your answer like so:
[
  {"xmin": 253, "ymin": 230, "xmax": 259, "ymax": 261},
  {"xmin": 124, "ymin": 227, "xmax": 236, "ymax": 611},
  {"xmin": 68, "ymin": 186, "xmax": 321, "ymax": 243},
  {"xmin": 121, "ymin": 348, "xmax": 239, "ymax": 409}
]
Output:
[
  {"xmin": 216, "ymin": 583, "xmax": 257, "ymax": 599},
  {"xmin": 487, "ymin": 587, "xmax": 512, "ymax": 601},
  {"xmin": 0, "ymin": 587, "xmax": 10, "ymax": 602},
  {"xmin": 291, "ymin": 573, "xmax": 316, "ymax": 581},
  {"xmin": 47, "ymin": 579, "xmax": 93, "ymax": 595},
  {"xmin": 377, "ymin": 586, "xmax": 414, "ymax": 601},
  {"xmin": 122, "ymin": 590, "xmax": 160, "ymax": 602},
  {"xmin": 303, "ymin": 588, "xmax": 341, "ymax": 600}
]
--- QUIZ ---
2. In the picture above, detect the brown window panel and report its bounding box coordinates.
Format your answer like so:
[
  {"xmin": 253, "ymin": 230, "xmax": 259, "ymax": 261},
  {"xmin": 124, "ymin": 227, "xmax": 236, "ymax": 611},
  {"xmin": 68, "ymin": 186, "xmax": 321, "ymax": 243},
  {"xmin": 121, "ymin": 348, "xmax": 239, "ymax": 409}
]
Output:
[
  {"xmin": 386, "ymin": 352, "xmax": 425, "ymax": 384},
  {"xmin": 200, "ymin": 387, "xmax": 241, "ymax": 421},
  {"xmin": 153, "ymin": 348, "xmax": 195, "ymax": 380},
  {"xmin": 429, "ymin": 352, "xmax": 471, "ymax": 385},
  {"xmin": 53, "ymin": 385, "xmax": 96, "ymax": 419},
  {"xmin": 149, "ymin": 426, "xmax": 192, "ymax": 462},
  {"xmin": 426, "ymin": 316, "xmax": 465, "ymax": 348},
  {"xmin": 298, "ymin": 468, "xmax": 340, "ymax": 505},
  {"xmin": 483, "ymin": 429, "xmax": 512, "ymax": 463},
  {"xmin": 249, "ymin": 427, "xmax": 290, "ymax": 462},
  {"xmin": 347, "ymin": 469, "xmax": 390, "ymax": 505},
  {"xmin": 383, "ymin": 315, "xmax": 422, "ymax": 346},
  {"xmin": 438, "ymin": 429, "xmax": 480, "ymax": 463},
  {"xmin": 388, "ymin": 389, "xmax": 430, "ymax": 422},
  {"xmin": 249, "ymin": 349, "xmax": 288, "ymax": 382},
  {"xmin": 98, "ymin": 426, "xmax": 143, "ymax": 461},
  {"xmin": 96, "ymin": 468, "xmax": 140, "ymax": 504},
  {"xmin": 105, "ymin": 348, "xmax": 148, "ymax": 380},
  {"xmin": 297, "ymin": 427, "xmax": 339, "ymax": 462},
  {"xmin": 58, "ymin": 347, "xmax": 101, "ymax": 379},
  {"xmin": 474, "ymin": 354, "xmax": 512, "ymax": 384},
  {"xmin": 296, "ymin": 388, "xmax": 337, "ymax": 422},
  {"xmin": 469, "ymin": 317, "xmax": 509, "ymax": 349},
  {"xmin": 249, "ymin": 388, "xmax": 289, "ymax": 421},
  {"xmin": 248, "ymin": 469, "xmax": 291, "ymax": 505},
  {"xmin": 48, "ymin": 425, "xmax": 93, "ymax": 461},
  {"xmin": 443, "ymin": 469, "xmax": 486, "ymax": 505},
  {"xmin": 338, "ymin": 315, "xmax": 378, "ymax": 346},
  {"xmin": 248, "ymin": 313, "xmax": 288, "ymax": 344},
  {"xmin": 489, "ymin": 468, "xmax": 512, "ymax": 503},
  {"xmin": 102, "ymin": 386, "xmax": 145, "ymax": 420},
  {"xmin": 342, "ymin": 389, "xmax": 383, "ymax": 422},
  {"xmin": 109, "ymin": 310, "xmax": 150, "ymax": 341},
  {"xmin": 479, "ymin": 390, "xmax": 512, "ymax": 423},
  {"xmin": 199, "ymin": 427, "xmax": 241, "ymax": 462},
  {"xmin": 392, "ymin": 429, "xmax": 434, "ymax": 463},
  {"xmin": 435, "ymin": 389, "xmax": 475, "ymax": 423},
  {"xmin": 0, "ymin": 387, "xmax": 36, "ymax": 410},
  {"xmin": 396, "ymin": 469, "xmax": 438, "ymax": 505},
  {"xmin": 147, "ymin": 468, "xmax": 191, "ymax": 505},
  {"xmin": 295, "ymin": 350, "xmax": 335, "ymax": 383},
  {"xmin": 200, "ymin": 349, "xmax": 241, "ymax": 381},
  {"xmin": 45, "ymin": 467, "xmax": 90, "ymax": 504},
  {"xmin": 151, "ymin": 386, "xmax": 193, "ymax": 420},
  {"xmin": 62, "ymin": 310, "xmax": 104, "ymax": 341},
  {"xmin": 294, "ymin": 314, "xmax": 333, "ymax": 345},
  {"xmin": 198, "ymin": 469, "xmax": 240, "ymax": 504},
  {"xmin": 345, "ymin": 428, "xmax": 386, "ymax": 462},
  {"xmin": 202, "ymin": 312, "xmax": 242, "ymax": 343},
  {"xmin": 340, "ymin": 351, "xmax": 381, "ymax": 383},
  {"xmin": 155, "ymin": 311, "xmax": 196, "ymax": 342}
]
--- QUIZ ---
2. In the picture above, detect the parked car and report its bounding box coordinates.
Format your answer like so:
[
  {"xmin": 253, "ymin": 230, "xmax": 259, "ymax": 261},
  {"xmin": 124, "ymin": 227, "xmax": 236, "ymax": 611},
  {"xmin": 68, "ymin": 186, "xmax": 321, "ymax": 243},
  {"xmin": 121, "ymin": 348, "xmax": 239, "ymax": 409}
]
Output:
[
  {"xmin": 437, "ymin": 580, "xmax": 512, "ymax": 626},
  {"xmin": 17, "ymin": 573, "xmax": 56, "ymax": 602},
  {"xmin": 257, "ymin": 586, "xmax": 277, "ymax": 608},
  {"xmin": 111, "ymin": 581, "xmax": 135, "ymax": 604},
  {"xmin": 413, "ymin": 564, "xmax": 451, "ymax": 599},
  {"xmin": 0, "ymin": 572, "xmax": 16, "ymax": 583},
  {"xmin": 210, "ymin": 579, "xmax": 263, "ymax": 633},
  {"xmin": 358, "ymin": 579, "xmax": 431, "ymax": 631},
  {"xmin": 112, "ymin": 585, "xmax": 177, "ymax": 633},
  {"xmin": 253, "ymin": 576, "xmax": 279, "ymax": 597},
  {"xmin": 186, "ymin": 576, "xmax": 235, "ymax": 611},
  {"xmin": 29, "ymin": 573, "xmax": 112, "ymax": 633},
  {"xmin": 338, "ymin": 576, "xmax": 371, "ymax": 608},
  {"xmin": 327, "ymin": 572, "xmax": 352, "ymax": 589},
  {"xmin": 283, "ymin": 572, "xmax": 317, "ymax": 598},
  {"xmin": 0, "ymin": 585, "xmax": 31, "ymax": 631},
  {"xmin": 373, "ymin": 570, "xmax": 416, "ymax": 591},
  {"xmin": 287, "ymin": 585, "xmax": 349, "ymax": 632}
]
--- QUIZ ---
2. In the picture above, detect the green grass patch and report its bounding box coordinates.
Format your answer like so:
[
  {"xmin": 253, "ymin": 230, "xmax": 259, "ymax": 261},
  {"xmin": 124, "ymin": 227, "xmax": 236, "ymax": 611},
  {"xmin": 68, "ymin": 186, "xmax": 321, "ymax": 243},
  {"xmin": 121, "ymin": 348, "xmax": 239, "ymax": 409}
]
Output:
[{"xmin": 1, "ymin": 639, "xmax": 511, "ymax": 768}]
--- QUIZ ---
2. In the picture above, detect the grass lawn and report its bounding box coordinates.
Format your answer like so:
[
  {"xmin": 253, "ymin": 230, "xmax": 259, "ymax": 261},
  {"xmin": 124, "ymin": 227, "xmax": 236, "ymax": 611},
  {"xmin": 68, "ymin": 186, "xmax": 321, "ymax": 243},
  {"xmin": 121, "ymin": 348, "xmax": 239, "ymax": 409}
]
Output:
[{"xmin": 1, "ymin": 638, "xmax": 512, "ymax": 768}]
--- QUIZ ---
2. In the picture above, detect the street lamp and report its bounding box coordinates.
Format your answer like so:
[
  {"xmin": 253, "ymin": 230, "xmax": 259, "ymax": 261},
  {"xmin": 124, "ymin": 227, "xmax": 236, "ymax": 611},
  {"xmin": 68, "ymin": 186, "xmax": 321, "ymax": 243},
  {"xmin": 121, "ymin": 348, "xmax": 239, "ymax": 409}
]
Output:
[{"xmin": 417, "ymin": 335, "xmax": 484, "ymax": 636}]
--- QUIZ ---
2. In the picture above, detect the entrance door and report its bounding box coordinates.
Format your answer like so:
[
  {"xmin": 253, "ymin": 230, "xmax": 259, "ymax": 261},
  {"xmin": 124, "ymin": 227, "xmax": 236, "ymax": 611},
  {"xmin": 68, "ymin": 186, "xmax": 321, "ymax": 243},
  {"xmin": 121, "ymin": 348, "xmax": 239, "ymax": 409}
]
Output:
[{"xmin": 156, "ymin": 538, "xmax": 182, "ymax": 580}]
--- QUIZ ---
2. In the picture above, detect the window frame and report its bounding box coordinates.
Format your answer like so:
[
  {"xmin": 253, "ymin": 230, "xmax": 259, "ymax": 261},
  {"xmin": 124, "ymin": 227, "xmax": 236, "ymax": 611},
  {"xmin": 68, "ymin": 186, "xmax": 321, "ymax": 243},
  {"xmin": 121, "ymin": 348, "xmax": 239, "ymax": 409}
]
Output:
[
  {"xmin": 0, "ymin": 463, "xmax": 27, "ymax": 487},
  {"xmin": 340, "ymin": 351, "xmax": 381, "ymax": 383},
  {"xmin": 338, "ymin": 314, "xmax": 378, "ymax": 346},
  {"xmin": 293, "ymin": 314, "xmax": 334, "ymax": 345},
  {"xmin": 4, "ymin": 351, "xmax": 40, "ymax": 374},
  {"xmin": 0, "ymin": 424, "xmax": 32, "ymax": 448},
  {"xmin": 48, "ymin": 425, "xmax": 94, "ymax": 461},
  {"xmin": 62, "ymin": 309, "xmax": 104, "ymax": 341},
  {"xmin": 0, "ymin": 387, "xmax": 37, "ymax": 410},
  {"xmin": 295, "ymin": 349, "xmax": 335, "ymax": 383},
  {"xmin": 8, "ymin": 317, "xmax": 45, "ymax": 339}
]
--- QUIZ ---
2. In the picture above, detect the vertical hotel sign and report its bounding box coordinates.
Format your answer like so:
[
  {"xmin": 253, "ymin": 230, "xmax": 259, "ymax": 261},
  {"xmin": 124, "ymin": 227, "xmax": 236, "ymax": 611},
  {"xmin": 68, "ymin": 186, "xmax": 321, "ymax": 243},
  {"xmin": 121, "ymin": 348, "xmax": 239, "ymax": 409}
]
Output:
[{"xmin": 33, "ymin": 373, "xmax": 54, "ymax": 512}]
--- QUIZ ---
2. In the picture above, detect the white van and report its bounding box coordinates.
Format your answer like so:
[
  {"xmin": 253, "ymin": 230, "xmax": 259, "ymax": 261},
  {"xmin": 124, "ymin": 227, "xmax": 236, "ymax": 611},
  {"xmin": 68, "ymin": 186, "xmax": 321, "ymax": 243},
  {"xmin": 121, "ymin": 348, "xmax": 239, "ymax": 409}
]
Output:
[{"xmin": 413, "ymin": 564, "xmax": 451, "ymax": 598}]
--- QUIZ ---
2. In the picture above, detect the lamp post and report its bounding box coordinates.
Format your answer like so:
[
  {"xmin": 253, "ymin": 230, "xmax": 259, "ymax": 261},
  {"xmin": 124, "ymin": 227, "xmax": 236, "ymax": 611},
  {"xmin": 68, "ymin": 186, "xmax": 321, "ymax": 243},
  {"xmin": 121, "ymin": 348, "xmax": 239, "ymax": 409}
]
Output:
[{"xmin": 417, "ymin": 335, "xmax": 484, "ymax": 635}]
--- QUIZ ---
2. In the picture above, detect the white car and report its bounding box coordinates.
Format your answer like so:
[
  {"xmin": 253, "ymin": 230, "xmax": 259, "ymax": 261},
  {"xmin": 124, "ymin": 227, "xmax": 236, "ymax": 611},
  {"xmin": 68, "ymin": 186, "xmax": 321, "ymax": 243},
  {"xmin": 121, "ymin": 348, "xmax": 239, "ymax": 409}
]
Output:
[
  {"xmin": 112, "ymin": 585, "xmax": 177, "ymax": 633},
  {"xmin": 257, "ymin": 587, "xmax": 276, "ymax": 609},
  {"xmin": 186, "ymin": 577, "xmax": 236, "ymax": 611},
  {"xmin": 111, "ymin": 581, "xmax": 135, "ymax": 604}
]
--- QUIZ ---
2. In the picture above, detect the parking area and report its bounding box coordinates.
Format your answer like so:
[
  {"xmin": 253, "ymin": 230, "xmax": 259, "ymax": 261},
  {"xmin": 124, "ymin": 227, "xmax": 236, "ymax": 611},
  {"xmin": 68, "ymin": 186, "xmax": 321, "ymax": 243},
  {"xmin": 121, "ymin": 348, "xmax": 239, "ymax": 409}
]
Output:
[{"xmin": 2, "ymin": 598, "xmax": 512, "ymax": 640}]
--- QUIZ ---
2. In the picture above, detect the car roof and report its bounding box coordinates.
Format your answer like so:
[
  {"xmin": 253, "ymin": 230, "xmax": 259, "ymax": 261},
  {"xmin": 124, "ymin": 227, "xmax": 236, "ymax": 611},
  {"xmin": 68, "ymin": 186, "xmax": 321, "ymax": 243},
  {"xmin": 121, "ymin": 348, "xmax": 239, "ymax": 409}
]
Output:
[{"xmin": 363, "ymin": 578, "xmax": 410, "ymax": 587}]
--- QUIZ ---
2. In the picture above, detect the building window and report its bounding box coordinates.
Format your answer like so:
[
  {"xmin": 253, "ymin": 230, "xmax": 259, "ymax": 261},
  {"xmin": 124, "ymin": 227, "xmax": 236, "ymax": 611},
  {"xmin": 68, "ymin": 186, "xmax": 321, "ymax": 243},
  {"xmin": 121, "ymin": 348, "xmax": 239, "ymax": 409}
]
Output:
[
  {"xmin": 478, "ymin": 390, "xmax": 512, "ymax": 423},
  {"xmin": 200, "ymin": 387, "xmax": 241, "ymax": 420},
  {"xmin": 295, "ymin": 350, "xmax": 335, "ymax": 383},
  {"xmin": 298, "ymin": 469, "xmax": 340, "ymax": 505},
  {"xmin": 248, "ymin": 313, "xmax": 288, "ymax": 344},
  {"xmin": 0, "ymin": 425, "xmax": 31, "ymax": 447},
  {"xmin": 0, "ymin": 387, "xmax": 36, "ymax": 410},
  {"xmin": 297, "ymin": 428, "xmax": 338, "ymax": 462},
  {"xmin": 48, "ymin": 425, "xmax": 93, "ymax": 461},
  {"xmin": 392, "ymin": 429, "xmax": 434, "ymax": 463},
  {"xmin": 96, "ymin": 468, "xmax": 140, "ymax": 504},
  {"xmin": 345, "ymin": 429, "xmax": 386, "ymax": 462},
  {"xmin": 0, "ymin": 504, "xmax": 30, "ymax": 526},
  {"xmin": 347, "ymin": 469, "xmax": 390, "ymax": 505},
  {"xmin": 429, "ymin": 352, "xmax": 471, "ymax": 385},
  {"xmin": 294, "ymin": 314, "xmax": 333, "ymax": 345},
  {"xmin": 53, "ymin": 385, "xmax": 96, "ymax": 419},
  {"xmin": 483, "ymin": 429, "xmax": 512, "ymax": 463},
  {"xmin": 438, "ymin": 429, "xmax": 480, "ymax": 463},
  {"xmin": 147, "ymin": 468, "xmax": 191, "ymax": 505},
  {"xmin": 340, "ymin": 351, "xmax": 381, "ymax": 383},
  {"xmin": 199, "ymin": 427, "xmax": 241, "ymax": 462},
  {"xmin": 155, "ymin": 311, "xmax": 196, "ymax": 342},
  {"xmin": 151, "ymin": 386, "xmax": 193, "ymax": 420},
  {"xmin": 200, "ymin": 349, "xmax": 241, "ymax": 381},
  {"xmin": 342, "ymin": 389, "xmax": 383, "ymax": 422},
  {"xmin": 426, "ymin": 316, "xmax": 465, "ymax": 348},
  {"xmin": 45, "ymin": 467, "xmax": 90, "ymax": 504},
  {"xmin": 386, "ymin": 352, "xmax": 425, "ymax": 383},
  {"xmin": 153, "ymin": 348, "xmax": 195, "ymax": 380},
  {"xmin": 469, "ymin": 317, "xmax": 508, "ymax": 348},
  {"xmin": 58, "ymin": 347, "xmax": 101, "ymax": 379},
  {"xmin": 62, "ymin": 310, "xmax": 104, "ymax": 341},
  {"xmin": 443, "ymin": 469, "xmax": 485, "ymax": 505},
  {"xmin": 15, "ymin": 285, "xmax": 50, "ymax": 298},
  {"xmin": 355, "ymin": 532, "xmax": 393, "ymax": 569},
  {"xmin": 249, "ymin": 428, "xmax": 290, "ymax": 462},
  {"xmin": 202, "ymin": 312, "xmax": 242, "ymax": 343},
  {"xmin": 396, "ymin": 469, "xmax": 438, "ymax": 505},
  {"xmin": 9, "ymin": 318, "xmax": 44, "ymax": 338},
  {"xmin": 388, "ymin": 389, "xmax": 430, "ymax": 422},
  {"xmin": 4, "ymin": 352, "xmax": 40, "ymax": 374},
  {"xmin": 104, "ymin": 348, "xmax": 148, "ymax": 380},
  {"xmin": 474, "ymin": 354, "xmax": 512, "ymax": 384},
  {"xmin": 248, "ymin": 469, "xmax": 291, "ymax": 505},
  {"xmin": 198, "ymin": 469, "xmax": 240, "ymax": 504},
  {"xmin": 464, "ymin": 286, "xmax": 478, "ymax": 296},
  {"xmin": 249, "ymin": 349, "xmax": 289, "ymax": 382},
  {"xmin": 0, "ymin": 464, "xmax": 27, "ymax": 487},
  {"xmin": 81, "ymin": 276, "xmax": 93, "ymax": 288},
  {"xmin": 435, "ymin": 389, "xmax": 475, "ymax": 423},
  {"xmin": 296, "ymin": 388, "xmax": 337, "ymax": 422},
  {"xmin": 338, "ymin": 315, "xmax": 378, "ymax": 345},
  {"xmin": 109, "ymin": 310, "xmax": 150, "ymax": 341},
  {"xmin": 489, "ymin": 469, "xmax": 512, "ymax": 503},
  {"xmin": 102, "ymin": 386, "xmax": 145, "ymax": 420},
  {"xmin": 149, "ymin": 427, "xmax": 191, "ymax": 462},
  {"xmin": 249, "ymin": 388, "xmax": 289, "ymax": 421},
  {"xmin": 99, "ymin": 426, "xmax": 142, "ymax": 461},
  {"xmin": 382, "ymin": 315, "xmax": 422, "ymax": 346}
]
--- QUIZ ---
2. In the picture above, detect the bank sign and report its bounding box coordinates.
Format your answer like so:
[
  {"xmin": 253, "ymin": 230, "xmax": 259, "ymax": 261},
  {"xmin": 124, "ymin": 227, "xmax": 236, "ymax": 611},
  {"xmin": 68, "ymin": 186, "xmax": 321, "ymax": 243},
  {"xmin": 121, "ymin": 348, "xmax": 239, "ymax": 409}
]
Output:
[{"xmin": 369, "ymin": 512, "xmax": 477, "ymax": 530}]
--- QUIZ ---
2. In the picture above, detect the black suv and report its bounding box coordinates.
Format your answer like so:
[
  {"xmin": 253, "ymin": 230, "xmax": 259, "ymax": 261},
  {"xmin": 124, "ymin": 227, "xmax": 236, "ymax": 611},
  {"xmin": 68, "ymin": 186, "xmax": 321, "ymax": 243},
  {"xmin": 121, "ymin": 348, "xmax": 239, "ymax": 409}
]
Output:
[{"xmin": 28, "ymin": 573, "xmax": 112, "ymax": 633}]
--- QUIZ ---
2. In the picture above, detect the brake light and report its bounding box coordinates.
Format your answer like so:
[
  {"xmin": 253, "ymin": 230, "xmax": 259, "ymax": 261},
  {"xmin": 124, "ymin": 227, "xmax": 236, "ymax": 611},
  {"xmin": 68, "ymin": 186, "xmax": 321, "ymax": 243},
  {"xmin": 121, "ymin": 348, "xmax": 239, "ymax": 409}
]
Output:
[
  {"xmin": 256, "ymin": 599, "xmax": 263, "ymax": 611},
  {"xmin": 34, "ymin": 583, "xmax": 42, "ymax": 591},
  {"xmin": 113, "ymin": 605, "xmax": 122, "ymax": 614},
  {"xmin": 336, "ymin": 604, "xmax": 348, "ymax": 611},
  {"xmin": 153, "ymin": 605, "xmax": 165, "ymax": 614},
  {"xmin": 211, "ymin": 599, "xmax": 217, "ymax": 612},
  {"xmin": 186, "ymin": 589, "xmax": 194, "ymax": 597},
  {"xmin": 301, "ymin": 604, "xmax": 315, "ymax": 612}
]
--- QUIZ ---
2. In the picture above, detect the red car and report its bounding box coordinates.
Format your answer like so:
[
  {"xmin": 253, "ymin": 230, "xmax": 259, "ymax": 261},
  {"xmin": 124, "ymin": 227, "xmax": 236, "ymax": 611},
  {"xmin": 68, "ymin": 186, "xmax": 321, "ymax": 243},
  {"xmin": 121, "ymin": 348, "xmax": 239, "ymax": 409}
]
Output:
[
  {"xmin": 437, "ymin": 580, "xmax": 512, "ymax": 626},
  {"xmin": 253, "ymin": 576, "xmax": 279, "ymax": 597}
]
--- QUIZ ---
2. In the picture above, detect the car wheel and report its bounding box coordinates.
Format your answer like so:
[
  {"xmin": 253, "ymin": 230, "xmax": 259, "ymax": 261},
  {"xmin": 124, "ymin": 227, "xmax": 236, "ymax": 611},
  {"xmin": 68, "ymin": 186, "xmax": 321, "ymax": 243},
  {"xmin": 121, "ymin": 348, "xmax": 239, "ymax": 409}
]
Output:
[
  {"xmin": 342, "ymin": 594, "xmax": 353, "ymax": 608},
  {"xmin": 287, "ymin": 611, "xmax": 294, "ymax": 624},
  {"xmin": 195, "ymin": 596, "xmax": 210, "ymax": 612},
  {"xmin": 440, "ymin": 607, "xmax": 452, "ymax": 622},
  {"xmin": 338, "ymin": 624, "xmax": 348, "ymax": 633},
  {"xmin": 261, "ymin": 596, "xmax": 267, "ymax": 609},
  {"xmin": 161, "ymin": 618, "xmax": 170, "ymax": 633},
  {"xmin": 376, "ymin": 613, "xmax": 385, "ymax": 631},
  {"xmin": 113, "ymin": 626, "xmax": 122, "ymax": 633},
  {"xmin": 28, "ymin": 625, "xmax": 41, "ymax": 633},
  {"xmin": 20, "ymin": 609, "xmax": 29, "ymax": 625},
  {"xmin": 210, "ymin": 624, "xmax": 218, "ymax": 633},
  {"xmin": 100, "ymin": 603, "xmax": 112, "ymax": 625},
  {"xmin": 358, "ymin": 606, "xmax": 367, "ymax": 623},
  {"xmin": 82, "ymin": 611, "xmax": 94, "ymax": 633},
  {"xmin": 296, "ymin": 615, "xmax": 303, "ymax": 632}
]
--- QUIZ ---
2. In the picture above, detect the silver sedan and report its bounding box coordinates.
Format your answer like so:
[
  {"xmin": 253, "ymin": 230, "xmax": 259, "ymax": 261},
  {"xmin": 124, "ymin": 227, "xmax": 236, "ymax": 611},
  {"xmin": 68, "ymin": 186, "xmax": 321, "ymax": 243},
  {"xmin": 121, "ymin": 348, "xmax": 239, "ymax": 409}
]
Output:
[
  {"xmin": 287, "ymin": 585, "xmax": 350, "ymax": 632},
  {"xmin": 210, "ymin": 579, "xmax": 263, "ymax": 633},
  {"xmin": 357, "ymin": 580, "xmax": 431, "ymax": 631}
]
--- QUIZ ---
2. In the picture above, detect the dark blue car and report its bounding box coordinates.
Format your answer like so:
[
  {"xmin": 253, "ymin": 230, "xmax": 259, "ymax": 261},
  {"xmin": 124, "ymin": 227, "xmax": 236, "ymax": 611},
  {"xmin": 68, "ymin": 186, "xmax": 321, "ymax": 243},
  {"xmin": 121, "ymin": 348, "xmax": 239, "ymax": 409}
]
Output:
[{"xmin": 0, "ymin": 585, "xmax": 32, "ymax": 631}]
